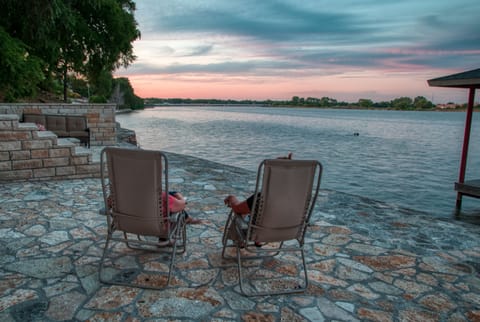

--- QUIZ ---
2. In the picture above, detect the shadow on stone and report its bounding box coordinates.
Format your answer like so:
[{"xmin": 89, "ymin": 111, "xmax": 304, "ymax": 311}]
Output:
[
  {"xmin": 10, "ymin": 300, "xmax": 48, "ymax": 322},
  {"xmin": 112, "ymin": 269, "xmax": 139, "ymax": 283}
]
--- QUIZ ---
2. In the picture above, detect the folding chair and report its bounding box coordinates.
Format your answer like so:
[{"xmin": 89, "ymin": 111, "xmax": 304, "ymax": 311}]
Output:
[
  {"xmin": 99, "ymin": 147, "xmax": 187, "ymax": 289},
  {"xmin": 222, "ymin": 159, "xmax": 322, "ymax": 296}
]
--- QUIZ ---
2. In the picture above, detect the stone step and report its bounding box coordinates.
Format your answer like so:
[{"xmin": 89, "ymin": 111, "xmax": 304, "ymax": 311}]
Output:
[
  {"xmin": 36, "ymin": 130, "xmax": 58, "ymax": 140},
  {"xmin": 18, "ymin": 122, "xmax": 38, "ymax": 131},
  {"xmin": 74, "ymin": 145, "xmax": 99, "ymax": 163},
  {"xmin": 56, "ymin": 138, "xmax": 77, "ymax": 147},
  {"xmin": 74, "ymin": 146, "xmax": 91, "ymax": 156},
  {"xmin": 64, "ymin": 137, "xmax": 82, "ymax": 146}
]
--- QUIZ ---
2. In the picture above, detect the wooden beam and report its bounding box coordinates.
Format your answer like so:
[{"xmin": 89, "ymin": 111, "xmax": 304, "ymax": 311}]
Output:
[{"xmin": 456, "ymin": 87, "xmax": 477, "ymax": 209}]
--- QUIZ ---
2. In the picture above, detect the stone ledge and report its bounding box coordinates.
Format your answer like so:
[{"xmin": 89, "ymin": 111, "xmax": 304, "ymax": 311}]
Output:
[{"xmin": 18, "ymin": 123, "xmax": 38, "ymax": 130}]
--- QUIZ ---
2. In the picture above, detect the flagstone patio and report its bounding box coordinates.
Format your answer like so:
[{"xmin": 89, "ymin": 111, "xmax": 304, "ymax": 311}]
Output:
[{"xmin": 1, "ymin": 151, "xmax": 479, "ymax": 321}]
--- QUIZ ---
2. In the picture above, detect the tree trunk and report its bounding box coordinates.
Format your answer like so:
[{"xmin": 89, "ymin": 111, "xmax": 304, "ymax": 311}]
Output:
[{"xmin": 63, "ymin": 66, "xmax": 68, "ymax": 102}]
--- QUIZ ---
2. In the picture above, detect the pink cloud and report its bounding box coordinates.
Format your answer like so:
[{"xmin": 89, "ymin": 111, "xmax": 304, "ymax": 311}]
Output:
[{"xmin": 123, "ymin": 70, "xmax": 471, "ymax": 104}]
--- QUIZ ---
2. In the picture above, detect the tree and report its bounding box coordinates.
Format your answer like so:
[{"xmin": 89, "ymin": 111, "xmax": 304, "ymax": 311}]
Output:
[
  {"xmin": 373, "ymin": 101, "xmax": 391, "ymax": 108},
  {"xmin": 90, "ymin": 69, "xmax": 114, "ymax": 101},
  {"xmin": 0, "ymin": 27, "xmax": 44, "ymax": 101},
  {"xmin": 391, "ymin": 97, "xmax": 413, "ymax": 109},
  {"xmin": 305, "ymin": 97, "xmax": 319, "ymax": 106},
  {"xmin": 358, "ymin": 98, "xmax": 373, "ymax": 108},
  {"xmin": 111, "ymin": 77, "xmax": 144, "ymax": 109},
  {"xmin": 77, "ymin": 1, "xmax": 139, "ymax": 78},
  {"xmin": 413, "ymin": 96, "xmax": 434, "ymax": 109},
  {"xmin": 69, "ymin": 76, "xmax": 89, "ymax": 98},
  {"xmin": 0, "ymin": 0, "xmax": 60, "ymax": 101},
  {"xmin": 319, "ymin": 97, "xmax": 332, "ymax": 107},
  {"xmin": 55, "ymin": 0, "xmax": 140, "ymax": 101},
  {"xmin": 0, "ymin": 0, "xmax": 140, "ymax": 102}
]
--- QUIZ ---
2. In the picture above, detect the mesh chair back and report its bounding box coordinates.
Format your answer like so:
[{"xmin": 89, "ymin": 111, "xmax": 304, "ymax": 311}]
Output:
[
  {"xmin": 104, "ymin": 148, "xmax": 169, "ymax": 236},
  {"xmin": 250, "ymin": 159, "xmax": 319, "ymax": 243}
]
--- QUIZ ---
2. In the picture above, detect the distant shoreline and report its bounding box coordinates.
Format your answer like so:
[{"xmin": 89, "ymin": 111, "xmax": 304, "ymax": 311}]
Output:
[{"xmin": 132, "ymin": 103, "xmax": 473, "ymax": 113}]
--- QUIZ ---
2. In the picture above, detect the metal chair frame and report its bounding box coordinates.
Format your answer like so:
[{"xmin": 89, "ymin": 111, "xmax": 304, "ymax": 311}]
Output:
[
  {"xmin": 222, "ymin": 159, "xmax": 323, "ymax": 296},
  {"xmin": 98, "ymin": 147, "xmax": 187, "ymax": 290}
]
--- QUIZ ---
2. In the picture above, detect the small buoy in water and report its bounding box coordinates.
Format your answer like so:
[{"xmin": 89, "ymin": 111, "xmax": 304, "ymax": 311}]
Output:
[{"xmin": 353, "ymin": 132, "xmax": 359, "ymax": 136}]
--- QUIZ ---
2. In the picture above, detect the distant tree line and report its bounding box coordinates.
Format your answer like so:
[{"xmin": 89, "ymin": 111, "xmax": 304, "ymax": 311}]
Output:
[
  {"xmin": 272, "ymin": 96, "xmax": 436, "ymax": 109},
  {"xmin": 0, "ymin": 0, "xmax": 143, "ymax": 109},
  {"xmin": 146, "ymin": 95, "xmax": 476, "ymax": 110},
  {"xmin": 147, "ymin": 98, "xmax": 262, "ymax": 105}
]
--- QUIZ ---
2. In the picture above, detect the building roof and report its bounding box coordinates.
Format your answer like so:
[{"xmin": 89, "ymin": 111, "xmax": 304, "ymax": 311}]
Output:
[{"xmin": 428, "ymin": 68, "xmax": 480, "ymax": 88}]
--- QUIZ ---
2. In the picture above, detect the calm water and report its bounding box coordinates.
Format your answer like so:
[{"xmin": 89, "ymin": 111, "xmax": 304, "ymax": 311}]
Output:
[{"xmin": 116, "ymin": 105, "xmax": 480, "ymax": 218}]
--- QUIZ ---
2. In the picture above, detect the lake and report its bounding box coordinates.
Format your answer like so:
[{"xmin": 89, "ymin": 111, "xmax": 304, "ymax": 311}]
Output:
[{"xmin": 116, "ymin": 105, "xmax": 480, "ymax": 219}]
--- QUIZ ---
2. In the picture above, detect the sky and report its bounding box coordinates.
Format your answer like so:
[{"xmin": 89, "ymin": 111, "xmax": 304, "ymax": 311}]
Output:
[{"xmin": 115, "ymin": 0, "xmax": 480, "ymax": 103}]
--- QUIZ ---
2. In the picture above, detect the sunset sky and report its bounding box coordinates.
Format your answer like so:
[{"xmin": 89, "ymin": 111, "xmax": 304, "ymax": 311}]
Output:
[{"xmin": 115, "ymin": 0, "xmax": 480, "ymax": 103}]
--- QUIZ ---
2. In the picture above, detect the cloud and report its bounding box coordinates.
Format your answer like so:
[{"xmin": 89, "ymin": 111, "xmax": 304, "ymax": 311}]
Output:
[
  {"xmin": 140, "ymin": 1, "xmax": 372, "ymax": 40},
  {"xmin": 120, "ymin": 0, "xmax": 480, "ymax": 101},
  {"xmin": 187, "ymin": 44, "xmax": 214, "ymax": 56},
  {"xmin": 118, "ymin": 59, "xmax": 305, "ymax": 76}
]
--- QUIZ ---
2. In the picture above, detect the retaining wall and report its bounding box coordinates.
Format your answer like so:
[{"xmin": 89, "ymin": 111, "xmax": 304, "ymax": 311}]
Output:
[
  {"xmin": 0, "ymin": 103, "xmax": 117, "ymax": 181},
  {"xmin": 0, "ymin": 114, "xmax": 103, "ymax": 181},
  {"xmin": 0, "ymin": 103, "xmax": 116, "ymax": 146}
]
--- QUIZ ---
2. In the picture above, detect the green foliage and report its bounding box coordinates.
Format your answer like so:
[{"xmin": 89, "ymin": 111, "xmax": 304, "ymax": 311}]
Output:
[
  {"xmin": 112, "ymin": 77, "xmax": 144, "ymax": 110},
  {"xmin": 358, "ymin": 98, "xmax": 373, "ymax": 108},
  {"xmin": 69, "ymin": 77, "xmax": 90, "ymax": 98},
  {"xmin": 0, "ymin": 0, "xmax": 140, "ymax": 102},
  {"xmin": 0, "ymin": 27, "xmax": 44, "ymax": 101},
  {"xmin": 146, "ymin": 95, "xmax": 438, "ymax": 111},
  {"xmin": 70, "ymin": 1, "xmax": 140, "ymax": 84},
  {"xmin": 89, "ymin": 95, "xmax": 108, "ymax": 103},
  {"xmin": 286, "ymin": 96, "xmax": 342, "ymax": 107},
  {"xmin": 373, "ymin": 101, "xmax": 391, "ymax": 108},
  {"xmin": 91, "ymin": 70, "xmax": 114, "ymax": 99},
  {"xmin": 0, "ymin": 0, "xmax": 62, "ymax": 65},
  {"xmin": 391, "ymin": 97, "xmax": 413, "ymax": 109},
  {"xmin": 413, "ymin": 96, "xmax": 434, "ymax": 109}
]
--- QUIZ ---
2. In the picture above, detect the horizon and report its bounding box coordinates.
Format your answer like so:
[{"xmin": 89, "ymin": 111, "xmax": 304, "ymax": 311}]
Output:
[
  {"xmin": 142, "ymin": 96, "xmax": 465, "ymax": 105},
  {"xmin": 114, "ymin": 0, "xmax": 480, "ymax": 104}
]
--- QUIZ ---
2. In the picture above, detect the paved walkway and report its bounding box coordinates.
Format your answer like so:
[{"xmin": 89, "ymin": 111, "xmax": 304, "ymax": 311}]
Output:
[{"xmin": 1, "ymin": 150, "xmax": 480, "ymax": 321}]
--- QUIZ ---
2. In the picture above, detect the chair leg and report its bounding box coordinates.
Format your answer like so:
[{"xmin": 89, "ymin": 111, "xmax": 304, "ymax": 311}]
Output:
[
  {"xmin": 166, "ymin": 229, "xmax": 178, "ymax": 286},
  {"xmin": 222, "ymin": 210, "xmax": 234, "ymax": 245},
  {"xmin": 164, "ymin": 215, "xmax": 187, "ymax": 285},
  {"xmin": 173, "ymin": 211, "xmax": 187, "ymax": 254},
  {"xmin": 124, "ymin": 232, "xmax": 137, "ymax": 249},
  {"xmin": 235, "ymin": 246, "xmax": 309, "ymax": 296},
  {"xmin": 98, "ymin": 233, "xmax": 113, "ymax": 284},
  {"xmin": 221, "ymin": 210, "xmax": 236, "ymax": 259},
  {"xmin": 299, "ymin": 248, "xmax": 309, "ymax": 292},
  {"xmin": 236, "ymin": 242, "xmax": 246, "ymax": 295},
  {"xmin": 98, "ymin": 224, "xmax": 186, "ymax": 289}
]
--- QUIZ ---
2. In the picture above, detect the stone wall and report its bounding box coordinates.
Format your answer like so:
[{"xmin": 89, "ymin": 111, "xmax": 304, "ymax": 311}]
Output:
[
  {"xmin": 0, "ymin": 103, "xmax": 116, "ymax": 146},
  {"xmin": 0, "ymin": 114, "xmax": 102, "ymax": 181},
  {"xmin": 0, "ymin": 103, "xmax": 118, "ymax": 182}
]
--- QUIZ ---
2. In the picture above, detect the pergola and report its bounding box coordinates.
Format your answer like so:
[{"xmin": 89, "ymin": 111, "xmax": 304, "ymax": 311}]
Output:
[{"xmin": 428, "ymin": 68, "xmax": 480, "ymax": 211}]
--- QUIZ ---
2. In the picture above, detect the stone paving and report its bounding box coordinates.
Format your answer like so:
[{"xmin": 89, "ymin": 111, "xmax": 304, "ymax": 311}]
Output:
[{"xmin": 1, "ymin": 150, "xmax": 480, "ymax": 321}]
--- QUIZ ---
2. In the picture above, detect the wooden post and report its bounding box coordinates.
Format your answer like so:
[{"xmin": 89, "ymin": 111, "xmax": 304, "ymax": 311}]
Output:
[{"xmin": 456, "ymin": 87, "xmax": 476, "ymax": 209}]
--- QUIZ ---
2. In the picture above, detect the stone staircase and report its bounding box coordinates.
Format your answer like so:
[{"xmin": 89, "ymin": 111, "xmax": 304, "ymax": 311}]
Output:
[{"xmin": 0, "ymin": 114, "xmax": 100, "ymax": 182}]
